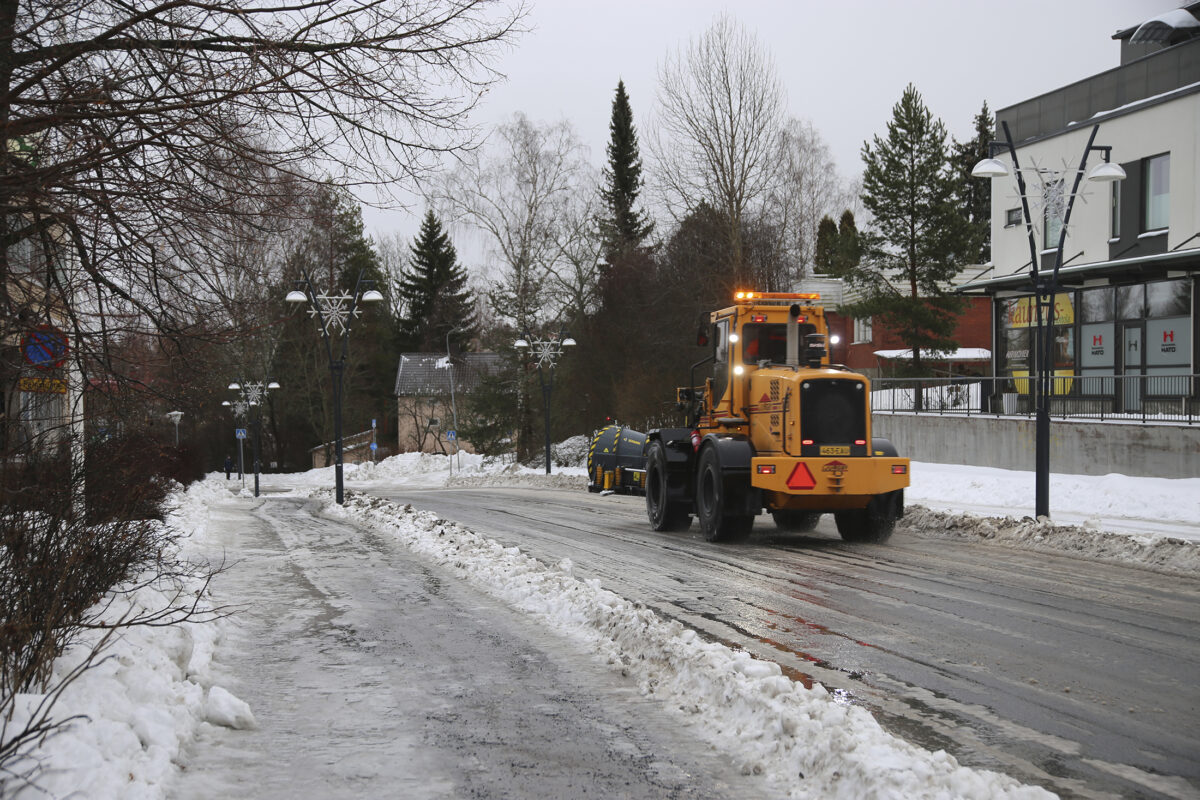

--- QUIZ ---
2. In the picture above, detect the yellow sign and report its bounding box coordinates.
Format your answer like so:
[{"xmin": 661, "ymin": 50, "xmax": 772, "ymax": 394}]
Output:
[
  {"xmin": 1006, "ymin": 294, "xmax": 1074, "ymax": 328},
  {"xmin": 18, "ymin": 376, "xmax": 67, "ymax": 394},
  {"xmin": 1010, "ymin": 370, "xmax": 1073, "ymax": 396},
  {"xmin": 820, "ymin": 446, "xmax": 850, "ymax": 456}
]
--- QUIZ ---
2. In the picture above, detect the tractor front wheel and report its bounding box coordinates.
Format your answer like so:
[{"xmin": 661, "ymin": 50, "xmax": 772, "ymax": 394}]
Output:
[{"xmin": 695, "ymin": 446, "xmax": 753, "ymax": 542}]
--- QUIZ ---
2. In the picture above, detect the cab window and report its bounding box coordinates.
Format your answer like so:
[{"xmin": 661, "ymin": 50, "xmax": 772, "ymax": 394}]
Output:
[{"xmin": 741, "ymin": 322, "xmax": 816, "ymax": 364}]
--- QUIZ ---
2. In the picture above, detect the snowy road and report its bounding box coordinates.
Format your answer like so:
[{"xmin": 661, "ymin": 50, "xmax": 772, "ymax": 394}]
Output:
[
  {"xmin": 169, "ymin": 494, "xmax": 774, "ymax": 799},
  {"xmin": 365, "ymin": 484, "xmax": 1200, "ymax": 800}
]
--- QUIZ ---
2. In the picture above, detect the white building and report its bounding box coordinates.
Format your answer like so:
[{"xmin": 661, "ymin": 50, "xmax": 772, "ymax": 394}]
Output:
[{"xmin": 960, "ymin": 5, "xmax": 1199, "ymax": 414}]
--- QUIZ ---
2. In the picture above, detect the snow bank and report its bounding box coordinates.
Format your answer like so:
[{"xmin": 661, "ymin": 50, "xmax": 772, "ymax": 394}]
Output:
[
  {"xmin": 339, "ymin": 493, "xmax": 1053, "ymax": 800},
  {"xmin": 902, "ymin": 506, "xmax": 1200, "ymax": 575},
  {"xmin": 2, "ymin": 477, "xmax": 244, "ymax": 799}
]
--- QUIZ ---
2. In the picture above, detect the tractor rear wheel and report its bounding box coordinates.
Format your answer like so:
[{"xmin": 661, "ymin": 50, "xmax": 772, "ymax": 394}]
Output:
[
  {"xmin": 646, "ymin": 441, "xmax": 690, "ymax": 532},
  {"xmin": 695, "ymin": 445, "xmax": 753, "ymax": 542},
  {"xmin": 834, "ymin": 490, "xmax": 902, "ymax": 543},
  {"xmin": 771, "ymin": 510, "xmax": 821, "ymax": 532}
]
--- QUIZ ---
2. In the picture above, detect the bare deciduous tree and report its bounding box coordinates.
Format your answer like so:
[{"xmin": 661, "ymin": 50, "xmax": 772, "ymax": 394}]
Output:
[
  {"xmin": 1, "ymin": 0, "xmax": 526, "ymax": 394},
  {"xmin": 650, "ymin": 13, "xmax": 786, "ymax": 286},
  {"xmin": 762, "ymin": 118, "xmax": 854, "ymax": 282},
  {"xmin": 434, "ymin": 113, "xmax": 590, "ymax": 334}
]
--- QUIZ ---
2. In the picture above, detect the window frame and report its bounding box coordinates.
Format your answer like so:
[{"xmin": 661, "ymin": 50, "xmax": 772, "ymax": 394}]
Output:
[{"xmin": 1142, "ymin": 153, "xmax": 1170, "ymax": 232}]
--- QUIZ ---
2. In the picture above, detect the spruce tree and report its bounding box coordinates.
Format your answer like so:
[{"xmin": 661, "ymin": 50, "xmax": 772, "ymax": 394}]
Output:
[
  {"xmin": 814, "ymin": 215, "xmax": 838, "ymax": 273},
  {"xmin": 952, "ymin": 101, "xmax": 993, "ymax": 265},
  {"xmin": 598, "ymin": 80, "xmax": 653, "ymax": 265},
  {"xmin": 395, "ymin": 209, "xmax": 475, "ymax": 353},
  {"xmin": 845, "ymin": 83, "xmax": 967, "ymax": 378}
]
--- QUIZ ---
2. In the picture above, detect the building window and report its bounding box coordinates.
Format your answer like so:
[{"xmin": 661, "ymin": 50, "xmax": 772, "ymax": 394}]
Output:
[
  {"xmin": 1004, "ymin": 207, "xmax": 1022, "ymax": 228},
  {"xmin": 1142, "ymin": 153, "xmax": 1169, "ymax": 231},
  {"xmin": 1110, "ymin": 181, "xmax": 1120, "ymax": 239},
  {"xmin": 853, "ymin": 317, "xmax": 872, "ymax": 344}
]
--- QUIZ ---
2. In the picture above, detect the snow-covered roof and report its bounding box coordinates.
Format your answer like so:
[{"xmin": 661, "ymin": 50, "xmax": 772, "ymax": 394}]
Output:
[
  {"xmin": 393, "ymin": 352, "xmax": 503, "ymax": 396},
  {"xmin": 873, "ymin": 348, "xmax": 991, "ymax": 362}
]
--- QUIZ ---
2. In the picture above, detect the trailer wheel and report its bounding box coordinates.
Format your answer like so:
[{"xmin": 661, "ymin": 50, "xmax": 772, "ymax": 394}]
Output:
[
  {"xmin": 771, "ymin": 510, "xmax": 821, "ymax": 532},
  {"xmin": 646, "ymin": 441, "xmax": 690, "ymax": 531},
  {"xmin": 834, "ymin": 490, "xmax": 901, "ymax": 543},
  {"xmin": 695, "ymin": 445, "xmax": 753, "ymax": 542}
]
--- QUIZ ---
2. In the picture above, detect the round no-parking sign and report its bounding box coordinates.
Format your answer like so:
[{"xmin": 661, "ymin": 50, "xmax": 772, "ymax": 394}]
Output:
[{"xmin": 22, "ymin": 325, "xmax": 69, "ymax": 371}]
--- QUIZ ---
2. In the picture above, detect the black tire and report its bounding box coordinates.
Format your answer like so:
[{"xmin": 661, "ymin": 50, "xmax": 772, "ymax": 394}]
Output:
[
  {"xmin": 695, "ymin": 445, "xmax": 753, "ymax": 542},
  {"xmin": 646, "ymin": 441, "xmax": 691, "ymax": 531},
  {"xmin": 771, "ymin": 510, "xmax": 821, "ymax": 532},
  {"xmin": 834, "ymin": 490, "xmax": 901, "ymax": 543}
]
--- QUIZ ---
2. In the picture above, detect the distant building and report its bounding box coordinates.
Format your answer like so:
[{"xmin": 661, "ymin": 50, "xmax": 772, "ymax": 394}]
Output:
[
  {"xmin": 392, "ymin": 352, "xmax": 503, "ymax": 454},
  {"xmin": 958, "ymin": 5, "xmax": 1199, "ymax": 414},
  {"xmin": 797, "ymin": 275, "xmax": 993, "ymax": 379}
]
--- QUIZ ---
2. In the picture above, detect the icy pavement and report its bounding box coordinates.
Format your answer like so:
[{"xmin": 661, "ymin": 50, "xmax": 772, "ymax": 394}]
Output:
[{"xmin": 7, "ymin": 451, "xmax": 1197, "ymax": 799}]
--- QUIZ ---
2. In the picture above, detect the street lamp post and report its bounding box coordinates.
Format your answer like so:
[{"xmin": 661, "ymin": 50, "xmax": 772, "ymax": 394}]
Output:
[
  {"xmin": 973, "ymin": 120, "xmax": 1124, "ymax": 519},
  {"xmin": 221, "ymin": 397, "xmax": 250, "ymax": 487},
  {"xmin": 165, "ymin": 410, "xmax": 183, "ymax": 446},
  {"xmin": 226, "ymin": 379, "xmax": 280, "ymax": 498},
  {"xmin": 514, "ymin": 330, "xmax": 576, "ymax": 475},
  {"xmin": 286, "ymin": 271, "xmax": 382, "ymax": 504},
  {"xmin": 438, "ymin": 327, "xmax": 467, "ymax": 475}
]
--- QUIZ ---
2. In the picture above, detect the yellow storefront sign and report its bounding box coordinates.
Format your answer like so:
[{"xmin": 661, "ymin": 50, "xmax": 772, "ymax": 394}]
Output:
[
  {"xmin": 1010, "ymin": 369, "xmax": 1074, "ymax": 396},
  {"xmin": 1005, "ymin": 294, "xmax": 1075, "ymax": 328},
  {"xmin": 19, "ymin": 376, "xmax": 67, "ymax": 394}
]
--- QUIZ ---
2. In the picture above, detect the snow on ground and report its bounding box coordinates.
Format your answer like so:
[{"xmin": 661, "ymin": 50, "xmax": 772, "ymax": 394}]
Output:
[{"xmin": 7, "ymin": 449, "xmax": 1197, "ymax": 799}]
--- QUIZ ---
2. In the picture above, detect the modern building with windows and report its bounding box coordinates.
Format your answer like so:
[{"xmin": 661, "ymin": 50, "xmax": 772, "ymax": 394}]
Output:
[{"xmin": 959, "ymin": 6, "xmax": 1199, "ymax": 415}]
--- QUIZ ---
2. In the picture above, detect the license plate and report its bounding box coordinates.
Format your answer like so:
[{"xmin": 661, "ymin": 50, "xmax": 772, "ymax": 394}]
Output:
[{"xmin": 819, "ymin": 446, "xmax": 850, "ymax": 456}]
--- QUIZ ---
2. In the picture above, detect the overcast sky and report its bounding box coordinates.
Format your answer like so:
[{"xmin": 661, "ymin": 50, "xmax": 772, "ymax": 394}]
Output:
[{"xmin": 363, "ymin": 0, "xmax": 1182, "ymax": 245}]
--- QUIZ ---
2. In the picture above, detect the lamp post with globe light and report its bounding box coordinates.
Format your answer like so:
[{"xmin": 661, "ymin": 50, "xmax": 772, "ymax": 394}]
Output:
[
  {"xmin": 221, "ymin": 397, "xmax": 249, "ymax": 487},
  {"xmin": 514, "ymin": 330, "xmax": 576, "ymax": 475},
  {"xmin": 286, "ymin": 271, "xmax": 383, "ymax": 504},
  {"xmin": 224, "ymin": 379, "xmax": 280, "ymax": 498},
  {"xmin": 972, "ymin": 121, "xmax": 1124, "ymax": 519}
]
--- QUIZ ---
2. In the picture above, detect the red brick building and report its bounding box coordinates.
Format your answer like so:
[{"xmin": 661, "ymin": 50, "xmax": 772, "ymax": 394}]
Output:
[{"xmin": 799, "ymin": 275, "xmax": 994, "ymax": 378}]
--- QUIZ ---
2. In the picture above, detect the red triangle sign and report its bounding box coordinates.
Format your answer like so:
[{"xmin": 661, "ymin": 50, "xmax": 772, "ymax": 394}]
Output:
[{"xmin": 760, "ymin": 393, "xmax": 771, "ymax": 403}]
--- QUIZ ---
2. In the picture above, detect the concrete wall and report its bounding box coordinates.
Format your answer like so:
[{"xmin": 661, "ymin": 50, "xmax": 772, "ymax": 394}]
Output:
[{"xmin": 872, "ymin": 412, "xmax": 1200, "ymax": 479}]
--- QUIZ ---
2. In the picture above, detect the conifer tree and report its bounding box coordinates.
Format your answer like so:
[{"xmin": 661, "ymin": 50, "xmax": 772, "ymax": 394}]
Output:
[
  {"xmin": 842, "ymin": 84, "xmax": 967, "ymax": 378},
  {"xmin": 952, "ymin": 101, "xmax": 994, "ymax": 264},
  {"xmin": 598, "ymin": 80, "xmax": 653, "ymax": 265},
  {"xmin": 395, "ymin": 210, "xmax": 475, "ymax": 353},
  {"xmin": 814, "ymin": 215, "xmax": 838, "ymax": 273}
]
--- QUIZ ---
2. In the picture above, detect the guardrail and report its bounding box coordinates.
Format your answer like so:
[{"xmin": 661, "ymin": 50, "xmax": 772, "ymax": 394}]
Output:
[{"xmin": 872, "ymin": 374, "xmax": 1199, "ymax": 424}]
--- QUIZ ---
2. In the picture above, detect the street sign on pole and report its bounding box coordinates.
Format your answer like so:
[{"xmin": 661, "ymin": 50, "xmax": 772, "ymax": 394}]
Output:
[
  {"xmin": 236, "ymin": 428, "xmax": 247, "ymax": 439},
  {"xmin": 447, "ymin": 430, "xmax": 457, "ymax": 441}
]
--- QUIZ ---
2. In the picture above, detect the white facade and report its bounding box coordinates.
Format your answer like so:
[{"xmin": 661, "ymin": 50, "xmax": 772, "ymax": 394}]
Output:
[{"xmin": 988, "ymin": 89, "xmax": 1200, "ymax": 276}]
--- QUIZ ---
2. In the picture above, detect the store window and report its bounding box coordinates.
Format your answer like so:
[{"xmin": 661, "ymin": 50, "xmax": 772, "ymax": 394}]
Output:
[
  {"xmin": 1117, "ymin": 284, "xmax": 1145, "ymax": 319},
  {"xmin": 1080, "ymin": 286, "xmax": 1114, "ymax": 323},
  {"xmin": 1147, "ymin": 279, "xmax": 1189, "ymax": 317},
  {"xmin": 1142, "ymin": 154, "xmax": 1169, "ymax": 232}
]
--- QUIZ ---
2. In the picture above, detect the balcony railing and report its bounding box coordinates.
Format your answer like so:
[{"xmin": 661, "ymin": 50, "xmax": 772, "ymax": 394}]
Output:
[{"xmin": 871, "ymin": 374, "xmax": 1199, "ymax": 424}]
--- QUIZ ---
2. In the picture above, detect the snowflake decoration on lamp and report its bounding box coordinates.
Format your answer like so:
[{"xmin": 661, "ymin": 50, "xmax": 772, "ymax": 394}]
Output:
[
  {"xmin": 230, "ymin": 399, "xmax": 249, "ymax": 418},
  {"xmin": 309, "ymin": 293, "xmax": 360, "ymax": 334},
  {"xmin": 528, "ymin": 338, "xmax": 566, "ymax": 369},
  {"xmin": 1009, "ymin": 156, "xmax": 1097, "ymax": 249}
]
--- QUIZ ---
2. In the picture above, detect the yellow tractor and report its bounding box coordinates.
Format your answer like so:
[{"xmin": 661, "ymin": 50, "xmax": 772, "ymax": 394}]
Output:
[{"xmin": 589, "ymin": 291, "xmax": 909, "ymax": 543}]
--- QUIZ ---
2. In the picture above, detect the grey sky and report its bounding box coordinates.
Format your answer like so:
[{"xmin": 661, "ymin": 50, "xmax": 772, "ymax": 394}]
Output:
[{"xmin": 364, "ymin": 0, "xmax": 1180, "ymax": 243}]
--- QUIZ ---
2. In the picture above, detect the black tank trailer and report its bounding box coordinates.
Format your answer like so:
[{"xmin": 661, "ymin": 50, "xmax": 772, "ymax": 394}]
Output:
[{"xmin": 586, "ymin": 425, "xmax": 648, "ymax": 494}]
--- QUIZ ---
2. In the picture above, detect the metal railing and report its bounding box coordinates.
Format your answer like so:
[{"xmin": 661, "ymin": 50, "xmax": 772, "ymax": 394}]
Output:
[{"xmin": 871, "ymin": 373, "xmax": 1199, "ymax": 424}]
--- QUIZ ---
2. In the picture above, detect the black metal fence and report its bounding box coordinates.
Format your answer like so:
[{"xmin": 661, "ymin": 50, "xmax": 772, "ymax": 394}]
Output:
[{"xmin": 872, "ymin": 374, "xmax": 1199, "ymax": 424}]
